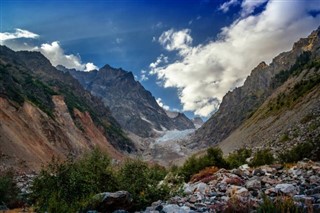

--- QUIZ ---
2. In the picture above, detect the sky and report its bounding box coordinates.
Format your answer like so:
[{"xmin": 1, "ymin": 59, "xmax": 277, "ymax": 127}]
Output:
[{"xmin": 1, "ymin": 0, "xmax": 320, "ymax": 119}]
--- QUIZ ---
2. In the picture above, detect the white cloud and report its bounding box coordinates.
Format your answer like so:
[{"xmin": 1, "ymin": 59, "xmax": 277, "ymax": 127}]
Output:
[
  {"xmin": 158, "ymin": 29, "xmax": 192, "ymax": 55},
  {"xmin": 241, "ymin": 0, "xmax": 268, "ymax": 16},
  {"xmin": 1, "ymin": 29, "xmax": 98, "ymax": 72},
  {"xmin": 84, "ymin": 62, "xmax": 98, "ymax": 71},
  {"xmin": 149, "ymin": 54, "xmax": 168, "ymax": 74},
  {"xmin": 0, "ymin": 28, "xmax": 39, "ymax": 43},
  {"xmin": 35, "ymin": 41, "xmax": 97, "ymax": 72},
  {"xmin": 150, "ymin": 0, "xmax": 320, "ymax": 117},
  {"xmin": 156, "ymin": 98, "xmax": 170, "ymax": 111},
  {"xmin": 219, "ymin": 0, "xmax": 239, "ymax": 13}
]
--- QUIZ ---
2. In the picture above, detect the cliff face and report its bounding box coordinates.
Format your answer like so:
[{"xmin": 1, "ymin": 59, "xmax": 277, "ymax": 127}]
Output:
[
  {"xmin": 0, "ymin": 46, "xmax": 136, "ymax": 171},
  {"xmin": 192, "ymin": 27, "xmax": 320, "ymax": 149},
  {"xmin": 66, "ymin": 65, "xmax": 195, "ymax": 138}
]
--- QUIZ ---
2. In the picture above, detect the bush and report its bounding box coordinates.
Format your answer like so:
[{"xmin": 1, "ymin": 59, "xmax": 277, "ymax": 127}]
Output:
[
  {"xmin": 226, "ymin": 148, "xmax": 252, "ymax": 169},
  {"xmin": 31, "ymin": 149, "xmax": 117, "ymax": 212},
  {"xmin": 278, "ymin": 142, "xmax": 314, "ymax": 163},
  {"xmin": 249, "ymin": 149, "xmax": 274, "ymax": 167},
  {"xmin": 117, "ymin": 159, "xmax": 169, "ymax": 211},
  {"xmin": 179, "ymin": 147, "xmax": 228, "ymax": 182},
  {"xmin": 0, "ymin": 170, "xmax": 19, "ymax": 208}
]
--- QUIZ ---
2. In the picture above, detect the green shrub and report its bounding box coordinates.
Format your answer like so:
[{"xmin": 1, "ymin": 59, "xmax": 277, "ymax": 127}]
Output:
[
  {"xmin": 31, "ymin": 149, "xmax": 117, "ymax": 212},
  {"xmin": 117, "ymin": 159, "xmax": 169, "ymax": 211},
  {"xmin": 249, "ymin": 149, "xmax": 274, "ymax": 167},
  {"xmin": 278, "ymin": 142, "xmax": 314, "ymax": 163},
  {"xmin": 226, "ymin": 148, "xmax": 252, "ymax": 169},
  {"xmin": 178, "ymin": 147, "xmax": 228, "ymax": 182},
  {"xmin": 0, "ymin": 170, "xmax": 19, "ymax": 208}
]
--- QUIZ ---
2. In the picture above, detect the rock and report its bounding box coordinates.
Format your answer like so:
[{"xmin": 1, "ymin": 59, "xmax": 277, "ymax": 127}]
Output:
[
  {"xmin": 162, "ymin": 204, "xmax": 188, "ymax": 213},
  {"xmin": 253, "ymin": 168, "xmax": 265, "ymax": 176},
  {"xmin": 86, "ymin": 191, "xmax": 132, "ymax": 213},
  {"xmin": 261, "ymin": 176, "xmax": 279, "ymax": 185},
  {"xmin": 184, "ymin": 183, "xmax": 194, "ymax": 195},
  {"xmin": 275, "ymin": 184, "xmax": 298, "ymax": 196},
  {"xmin": 246, "ymin": 178, "xmax": 261, "ymax": 190},
  {"xmin": 194, "ymin": 182, "xmax": 210, "ymax": 194}
]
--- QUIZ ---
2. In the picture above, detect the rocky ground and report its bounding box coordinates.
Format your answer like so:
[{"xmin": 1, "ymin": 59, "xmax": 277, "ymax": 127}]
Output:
[{"xmin": 143, "ymin": 160, "xmax": 320, "ymax": 213}]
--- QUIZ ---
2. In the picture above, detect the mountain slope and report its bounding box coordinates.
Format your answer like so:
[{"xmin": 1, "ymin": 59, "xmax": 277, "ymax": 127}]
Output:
[
  {"xmin": 191, "ymin": 27, "xmax": 320, "ymax": 150},
  {"xmin": 64, "ymin": 65, "xmax": 195, "ymax": 138},
  {"xmin": 0, "ymin": 46, "xmax": 136, "ymax": 171}
]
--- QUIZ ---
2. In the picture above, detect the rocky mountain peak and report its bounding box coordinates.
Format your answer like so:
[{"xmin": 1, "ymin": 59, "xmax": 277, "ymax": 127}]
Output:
[{"xmin": 67, "ymin": 64, "xmax": 195, "ymax": 138}]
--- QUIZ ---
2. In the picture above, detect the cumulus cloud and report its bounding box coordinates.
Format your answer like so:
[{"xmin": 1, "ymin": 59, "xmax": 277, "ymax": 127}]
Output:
[
  {"xmin": 0, "ymin": 28, "xmax": 39, "ymax": 43},
  {"xmin": 219, "ymin": 0, "xmax": 239, "ymax": 13},
  {"xmin": 35, "ymin": 41, "xmax": 98, "ymax": 71},
  {"xmin": 158, "ymin": 29, "xmax": 192, "ymax": 55},
  {"xmin": 0, "ymin": 29, "xmax": 98, "ymax": 72},
  {"xmin": 149, "ymin": 0, "xmax": 320, "ymax": 117},
  {"xmin": 149, "ymin": 54, "xmax": 168, "ymax": 74},
  {"xmin": 240, "ymin": 0, "xmax": 268, "ymax": 16},
  {"xmin": 156, "ymin": 98, "xmax": 170, "ymax": 111}
]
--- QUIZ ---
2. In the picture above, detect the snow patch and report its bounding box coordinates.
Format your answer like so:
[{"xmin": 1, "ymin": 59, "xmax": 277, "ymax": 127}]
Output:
[{"xmin": 140, "ymin": 116, "xmax": 154, "ymax": 125}]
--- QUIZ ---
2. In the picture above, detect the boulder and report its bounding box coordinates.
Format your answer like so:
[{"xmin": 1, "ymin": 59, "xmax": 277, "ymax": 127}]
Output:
[
  {"xmin": 162, "ymin": 204, "xmax": 188, "ymax": 213},
  {"xmin": 275, "ymin": 184, "xmax": 298, "ymax": 196},
  {"xmin": 85, "ymin": 191, "xmax": 132, "ymax": 213}
]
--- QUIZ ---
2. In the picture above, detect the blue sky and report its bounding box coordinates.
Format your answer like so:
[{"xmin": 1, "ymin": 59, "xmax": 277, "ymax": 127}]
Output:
[{"xmin": 1, "ymin": 0, "xmax": 320, "ymax": 118}]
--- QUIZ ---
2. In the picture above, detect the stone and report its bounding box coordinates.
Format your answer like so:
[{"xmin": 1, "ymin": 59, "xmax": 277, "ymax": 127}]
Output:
[
  {"xmin": 194, "ymin": 182, "xmax": 210, "ymax": 194},
  {"xmin": 162, "ymin": 204, "xmax": 188, "ymax": 213},
  {"xmin": 246, "ymin": 178, "xmax": 261, "ymax": 190},
  {"xmin": 86, "ymin": 191, "xmax": 132, "ymax": 213},
  {"xmin": 253, "ymin": 168, "xmax": 265, "ymax": 176},
  {"xmin": 184, "ymin": 183, "xmax": 194, "ymax": 195},
  {"xmin": 275, "ymin": 184, "xmax": 298, "ymax": 196}
]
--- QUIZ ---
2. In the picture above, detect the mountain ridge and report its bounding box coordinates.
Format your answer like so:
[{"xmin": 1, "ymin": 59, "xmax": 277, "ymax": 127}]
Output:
[
  {"xmin": 62, "ymin": 64, "xmax": 195, "ymax": 138},
  {"xmin": 191, "ymin": 27, "xmax": 320, "ymax": 153}
]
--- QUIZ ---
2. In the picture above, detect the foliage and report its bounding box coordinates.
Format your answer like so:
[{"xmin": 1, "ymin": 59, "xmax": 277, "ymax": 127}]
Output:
[
  {"xmin": 0, "ymin": 170, "xmax": 19, "ymax": 208},
  {"xmin": 271, "ymin": 51, "xmax": 312, "ymax": 89},
  {"xmin": 226, "ymin": 148, "xmax": 252, "ymax": 169},
  {"xmin": 249, "ymin": 149, "xmax": 274, "ymax": 167},
  {"xmin": 257, "ymin": 195, "xmax": 300, "ymax": 213},
  {"xmin": 278, "ymin": 142, "xmax": 314, "ymax": 163},
  {"xmin": 0, "ymin": 65, "xmax": 57, "ymax": 118},
  {"xmin": 178, "ymin": 147, "xmax": 228, "ymax": 182},
  {"xmin": 31, "ymin": 150, "xmax": 169, "ymax": 212},
  {"xmin": 31, "ymin": 149, "xmax": 117, "ymax": 212},
  {"xmin": 117, "ymin": 159, "xmax": 169, "ymax": 211}
]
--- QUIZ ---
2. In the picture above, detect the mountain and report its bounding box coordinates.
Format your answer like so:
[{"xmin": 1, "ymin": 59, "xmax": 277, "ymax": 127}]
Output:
[
  {"xmin": 191, "ymin": 27, "xmax": 320, "ymax": 155},
  {"xmin": 192, "ymin": 117, "xmax": 204, "ymax": 128},
  {"xmin": 62, "ymin": 65, "xmax": 195, "ymax": 138},
  {"xmin": 0, "ymin": 46, "xmax": 136, "ymax": 171}
]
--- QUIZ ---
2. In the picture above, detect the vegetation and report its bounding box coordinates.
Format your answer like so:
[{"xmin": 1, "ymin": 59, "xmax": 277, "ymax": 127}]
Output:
[
  {"xmin": 249, "ymin": 149, "xmax": 274, "ymax": 167},
  {"xmin": 0, "ymin": 64, "xmax": 57, "ymax": 118},
  {"xmin": 257, "ymin": 195, "xmax": 300, "ymax": 213},
  {"xmin": 30, "ymin": 150, "xmax": 169, "ymax": 212},
  {"xmin": 226, "ymin": 148, "xmax": 252, "ymax": 169},
  {"xmin": 271, "ymin": 51, "xmax": 312, "ymax": 89},
  {"xmin": 178, "ymin": 147, "xmax": 227, "ymax": 182},
  {"xmin": 117, "ymin": 159, "xmax": 169, "ymax": 210},
  {"xmin": 278, "ymin": 142, "xmax": 314, "ymax": 163},
  {"xmin": 0, "ymin": 171, "xmax": 19, "ymax": 208}
]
